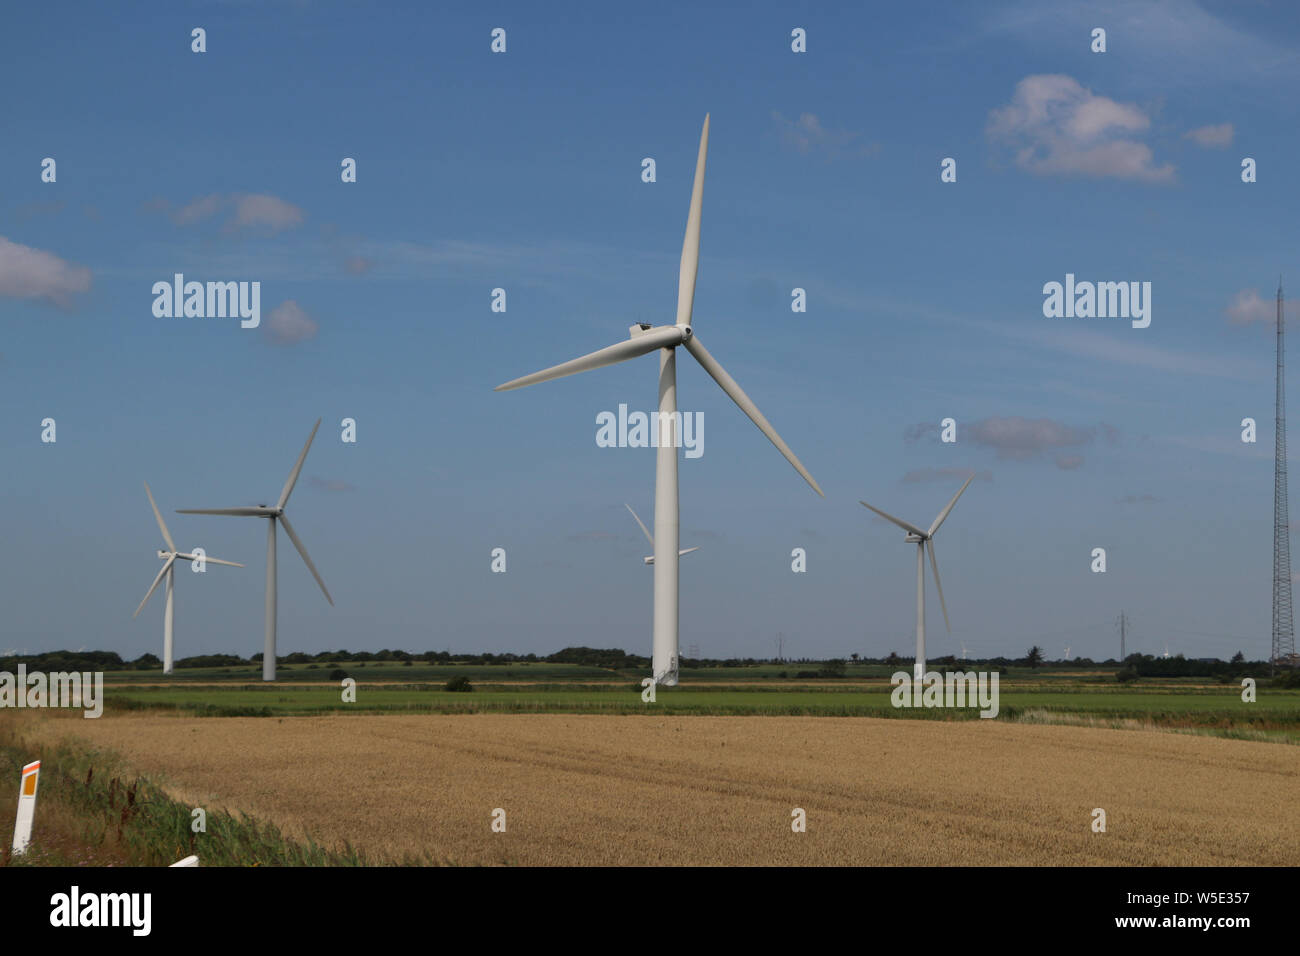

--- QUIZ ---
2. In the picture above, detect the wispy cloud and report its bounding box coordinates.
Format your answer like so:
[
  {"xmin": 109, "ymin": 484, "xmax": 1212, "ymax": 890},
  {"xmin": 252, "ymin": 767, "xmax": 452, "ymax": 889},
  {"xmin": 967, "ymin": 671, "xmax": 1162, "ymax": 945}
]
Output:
[
  {"xmin": 1184, "ymin": 123, "xmax": 1234, "ymax": 148},
  {"xmin": 771, "ymin": 112, "xmax": 879, "ymax": 159},
  {"xmin": 1015, "ymin": 324, "xmax": 1264, "ymax": 381},
  {"xmin": 977, "ymin": 1, "xmax": 1299, "ymax": 89},
  {"xmin": 14, "ymin": 200, "xmax": 66, "ymax": 222},
  {"xmin": 343, "ymin": 255, "xmax": 374, "ymax": 276},
  {"xmin": 145, "ymin": 192, "xmax": 305, "ymax": 236},
  {"xmin": 0, "ymin": 236, "xmax": 92, "ymax": 307},
  {"xmin": 909, "ymin": 416, "xmax": 1112, "ymax": 469},
  {"xmin": 230, "ymin": 194, "xmax": 304, "ymax": 234},
  {"xmin": 987, "ymin": 74, "xmax": 1175, "ymax": 182}
]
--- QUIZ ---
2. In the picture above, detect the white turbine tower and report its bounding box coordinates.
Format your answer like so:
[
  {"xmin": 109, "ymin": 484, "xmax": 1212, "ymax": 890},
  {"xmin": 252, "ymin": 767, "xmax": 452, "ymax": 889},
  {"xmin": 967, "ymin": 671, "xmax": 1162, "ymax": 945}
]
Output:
[
  {"xmin": 133, "ymin": 482, "xmax": 243, "ymax": 675},
  {"xmin": 1064, "ymin": 645, "xmax": 1071, "ymax": 661},
  {"xmin": 625, "ymin": 503, "xmax": 699, "ymax": 565},
  {"xmin": 177, "ymin": 419, "xmax": 334, "ymax": 681},
  {"xmin": 860, "ymin": 475, "xmax": 974, "ymax": 681},
  {"xmin": 496, "ymin": 116, "xmax": 823, "ymax": 686}
]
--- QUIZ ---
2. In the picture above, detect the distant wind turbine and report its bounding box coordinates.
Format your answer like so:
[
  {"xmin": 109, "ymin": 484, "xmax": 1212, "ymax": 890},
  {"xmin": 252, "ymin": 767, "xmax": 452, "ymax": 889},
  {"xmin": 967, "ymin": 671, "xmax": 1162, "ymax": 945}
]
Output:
[
  {"xmin": 496, "ymin": 116, "xmax": 822, "ymax": 686},
  {"xmin": 134, "ymin": 482, "xmax": 242, "ymax": 675},
  {"xmin": 860, "ymin": 475, "xmax": 974, "ymax": 681},
  {"xmin": 626, "ymin": 503, "xmax": 698, "ymax": 564},
  {"xmin": 177, "ymin": 419, "xmax": 333, "ymax": 681}
]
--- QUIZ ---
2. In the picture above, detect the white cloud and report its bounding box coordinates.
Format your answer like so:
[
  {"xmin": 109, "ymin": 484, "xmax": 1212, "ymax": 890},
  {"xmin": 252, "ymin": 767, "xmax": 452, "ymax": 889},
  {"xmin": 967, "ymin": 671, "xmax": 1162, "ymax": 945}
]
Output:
[
  {"xmin": 230, "ymin": 193, "xmax": 304, "ymax": 234},
  {"xmin": 1184, "ymin": 123, "xmax": 1234, "ymax": 148},
  {"xmin": 0, "ymin": 236, "xmax": 92, "ymax": 307},
  {"xmin": 147, "ymin": 193, "xmax": 304, "ymax": 235},
  {"xmin": 262, "ymin": 300, "xmax": 318, "ymax": 345},
  {"xmin": 1225, "ymin": 288, "xmax": 1274, "ymax": 325},
  {"xmin": 343, "ymin": 255, "xmax": 374, "ymax": 276},
  {"xmin": 172, "ymin": 194, "xmax": 223, "ymax": 225},
  {"xmin": 987, "ymin": 74, "xmax": 1175, "ymax": 182},
  {"xmin": 771, "ymin": 112, "xmax": 878, "ymax": 158}
]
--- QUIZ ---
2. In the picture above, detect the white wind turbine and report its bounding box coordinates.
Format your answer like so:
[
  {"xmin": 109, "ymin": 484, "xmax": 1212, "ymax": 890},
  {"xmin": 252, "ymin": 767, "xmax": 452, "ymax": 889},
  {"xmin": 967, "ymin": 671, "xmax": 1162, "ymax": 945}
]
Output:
[
  {"xmin": 177, "ymin": 419, "xmax": 333, "ymax": 681},
  {"xmin": 496, "ymin": 115, "xmax": 823, "ymax": 685},
  {"xmin": 860, "ymin": 475, "xmax": 974, "ymax": 681},
  {"xmin": 625, "ymin": 503, "xmax": 699, "ymax": 565},
  {"xmin": 133, "ymin": 482, "xmax": 243, "ymax": 675}
]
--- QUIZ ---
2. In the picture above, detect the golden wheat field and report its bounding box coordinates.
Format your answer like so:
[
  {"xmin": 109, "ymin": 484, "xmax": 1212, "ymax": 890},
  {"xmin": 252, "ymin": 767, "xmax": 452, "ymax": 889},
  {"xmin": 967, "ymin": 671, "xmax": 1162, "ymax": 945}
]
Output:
[{"xmin": 14, "ymin": 712, "xmax": 1300, "ymax": 865}]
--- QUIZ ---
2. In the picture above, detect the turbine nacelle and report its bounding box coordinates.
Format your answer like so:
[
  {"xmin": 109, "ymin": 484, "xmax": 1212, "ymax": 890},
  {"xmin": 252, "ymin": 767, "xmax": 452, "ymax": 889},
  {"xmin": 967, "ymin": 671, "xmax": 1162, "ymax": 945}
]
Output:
[{"xmin": 904, "ymin": 533, "xmax": 925, "ymax": 543}]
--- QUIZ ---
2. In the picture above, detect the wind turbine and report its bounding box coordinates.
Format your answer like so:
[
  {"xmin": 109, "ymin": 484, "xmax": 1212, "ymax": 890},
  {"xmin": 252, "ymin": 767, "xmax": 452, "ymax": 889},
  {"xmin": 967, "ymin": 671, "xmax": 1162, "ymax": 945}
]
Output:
[
  {"xmin": 625, "ymin": 503, "xmax": 698, "ymax": 565},
  {"xmin": 177, "ymin": 419, "xmax": 333, "ymax": 681},
  {"xmin": 1064, "ymin": 645, "xmax": 1071, "ymax": 661},
  {"xmin": 496, "ymin": 115, "xmax": 823, "ymax": 686},
  {"xmin": 860, "ymin": 474, "xmax": 974, "ymax": 681},
  {"xmin": 133, "ymin": 482, "xmax": 243, "ymax": 675}
]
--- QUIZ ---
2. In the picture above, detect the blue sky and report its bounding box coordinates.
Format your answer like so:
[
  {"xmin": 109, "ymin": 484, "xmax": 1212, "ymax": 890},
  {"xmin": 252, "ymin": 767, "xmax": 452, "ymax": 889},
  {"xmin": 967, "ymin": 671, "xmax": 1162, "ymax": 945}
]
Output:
[{"xmin": 4, "ymin": 0, "xmax": 1300, "ymax": 664}]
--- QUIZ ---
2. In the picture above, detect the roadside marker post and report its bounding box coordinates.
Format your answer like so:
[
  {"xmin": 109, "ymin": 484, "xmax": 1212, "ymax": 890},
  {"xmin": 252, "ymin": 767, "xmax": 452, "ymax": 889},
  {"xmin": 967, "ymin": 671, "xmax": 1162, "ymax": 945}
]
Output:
[{"xmin": 12, "ymin": 760, "xmax": 40, "ymax": 855}]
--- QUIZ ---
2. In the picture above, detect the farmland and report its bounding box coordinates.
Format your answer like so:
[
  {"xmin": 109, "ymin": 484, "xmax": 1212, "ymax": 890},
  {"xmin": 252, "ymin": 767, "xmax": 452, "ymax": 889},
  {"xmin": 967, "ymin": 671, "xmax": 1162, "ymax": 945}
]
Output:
[
  {"xmin": 82, "ymin": 668, "xmax": 1300, "ymax": 744},
  {"xmin": 2, "ymin": 662, "xmax": 1297, "ymax": 866},
  {"xmin": 7, "ymin": 711, "xmax": 1298, "ymax": 866}
]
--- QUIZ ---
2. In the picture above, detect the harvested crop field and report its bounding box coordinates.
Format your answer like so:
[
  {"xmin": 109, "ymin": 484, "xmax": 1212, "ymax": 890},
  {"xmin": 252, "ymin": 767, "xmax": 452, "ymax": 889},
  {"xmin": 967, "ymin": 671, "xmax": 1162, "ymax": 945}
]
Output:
[{"xmin": 14, "ymin": 712, "xmax": 1300, "ymax": 865}]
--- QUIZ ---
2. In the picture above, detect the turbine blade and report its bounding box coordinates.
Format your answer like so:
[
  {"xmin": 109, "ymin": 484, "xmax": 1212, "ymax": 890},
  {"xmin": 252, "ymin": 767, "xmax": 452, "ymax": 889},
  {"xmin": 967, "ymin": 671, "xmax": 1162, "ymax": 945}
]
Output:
[
  {"xmin": 858, "ymin": 500, "xmax": 928, "ymax": 538},
  {"xmin": 176, "ymin": 508, "xmax": 266, "ymax": 516},
  {"xmin": 278, "ymin": 418, "xmax": 322, "ymax": 511},
  {"xmin": 134, "ymin": 554, "xmax": 177, "ymax": 618},
  {"xmin": 625, "ymin": 503, "xmax": 655, "ymax": 546},
  {"xmin": 675, "ymin": 114, "xmax": 709, "ymax": 327},
  {"xmin": 928, "ymin": 473, "xmax": 975, "ymax": 537},
  {"xmin": 927, "ymin": 539, "xmax": 951, "ymax": 632},
  {"xmin": 278, "ymin": 513, "xmax": 333, "ymax": 605},
  {"xmin": 495, "ymin": 327, "xmax": 683, "ymax": 392},
  {"xmin": 198, "ymin": 556, "xmax": 244, "ymax": 568},
  {"xmin": 144, "ymin": 482, "xmax": 176, "ymax": 551},
  {"xmin": 682, "ymin": 336, "xmax": 823, "ymax": 496},
  {"xmin": 678, "ymin": 546, "xmax": 700, "ymax": 557}
]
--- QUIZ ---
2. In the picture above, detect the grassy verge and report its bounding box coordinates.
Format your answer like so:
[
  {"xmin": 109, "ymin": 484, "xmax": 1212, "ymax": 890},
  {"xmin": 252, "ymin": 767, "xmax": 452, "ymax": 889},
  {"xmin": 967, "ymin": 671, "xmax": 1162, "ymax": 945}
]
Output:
[{"xmin": 0, "ymin": 728, "xmax": 380, "ymax": 866}]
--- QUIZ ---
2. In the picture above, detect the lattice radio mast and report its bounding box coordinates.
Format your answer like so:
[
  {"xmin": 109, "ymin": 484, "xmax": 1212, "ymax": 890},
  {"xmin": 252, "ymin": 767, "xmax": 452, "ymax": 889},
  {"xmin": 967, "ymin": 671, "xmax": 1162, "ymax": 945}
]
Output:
[{"xmin": 1273, "ymin": 279, "xmax": 1296, "ymax": 672}]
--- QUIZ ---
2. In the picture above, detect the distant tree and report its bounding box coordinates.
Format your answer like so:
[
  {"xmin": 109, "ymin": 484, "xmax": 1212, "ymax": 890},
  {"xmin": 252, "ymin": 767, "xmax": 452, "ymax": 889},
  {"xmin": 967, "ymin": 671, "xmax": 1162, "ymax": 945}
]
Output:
[
  {"xmin": 850, "ymin": 653, "xmax": 860, "ymax": 662},
  {"xmin": 1025, "ymin": 646, "xmax": 1044, "ymax": 669},
  {"xmin": 821, "ymin": 658, "xmax": 847, "ymax": 677},
  {"xmin": 445, "ymin": 675, "xmax": 474, "ymax": 692},
  {"xmin": 328, "ymin": 668, "xmax": 348, "ymax": 681},
  {"xmin": 1231, "ymin": 651, "xmax": 1245, "ymax": 664},
  {"xmin": 1116, "ymin": 666, "xmax": 1139, "ymax": 683},
  {"xmin": 885, "ymin": 651, "xmax": 901, "ymax": 667}
]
